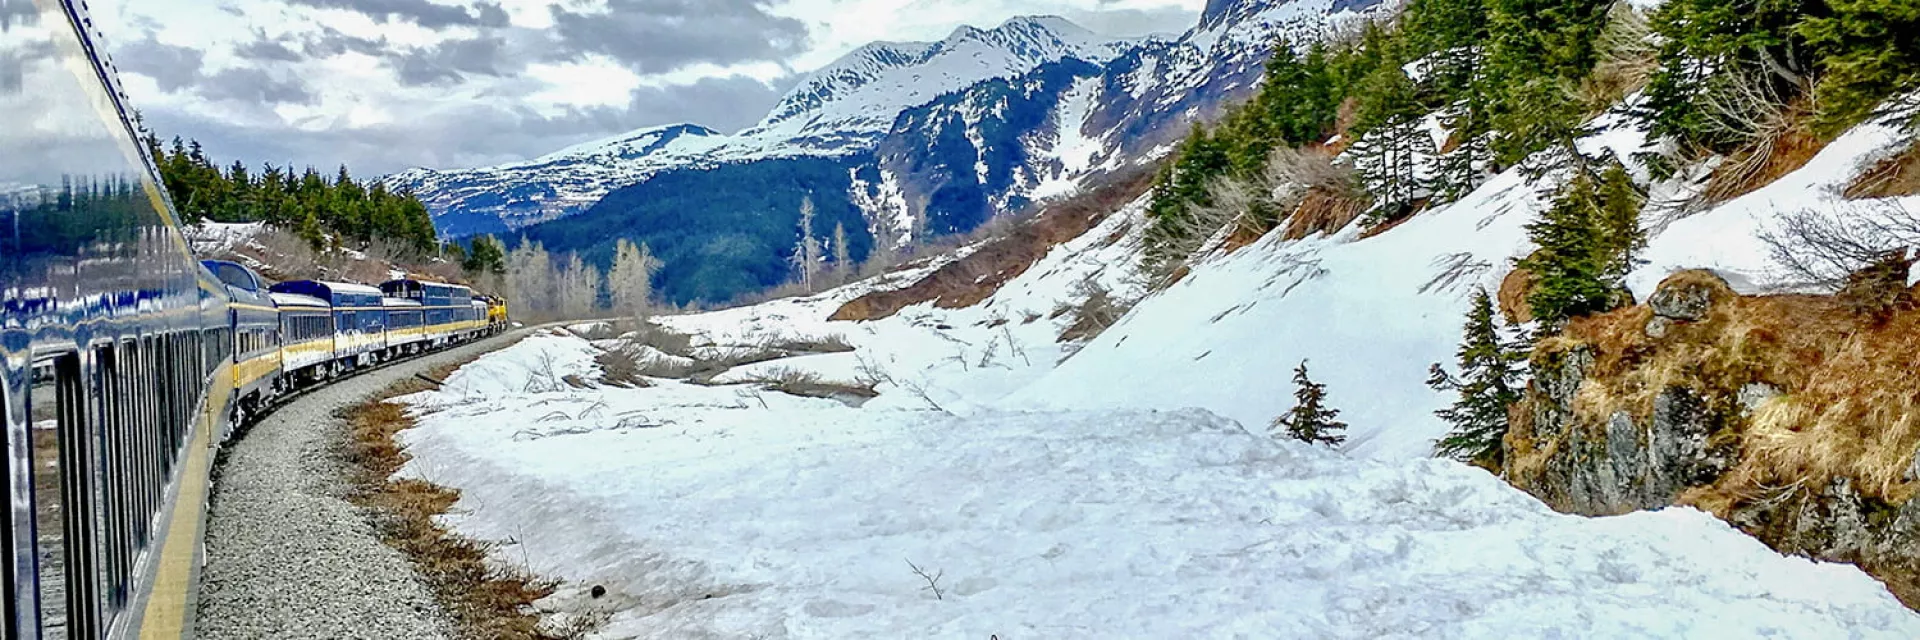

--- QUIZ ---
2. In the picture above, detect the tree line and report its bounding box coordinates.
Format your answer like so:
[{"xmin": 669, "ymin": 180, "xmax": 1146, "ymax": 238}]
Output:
[
  {"xmin": 145, "ymin": 134, "xmax": 440, "ymax": 255},
  {"xmin": 456, "ymin": 235, "xmax": 665, "ymax": 323},
  {"xmin": 1146, "ymin": 0, "xmax": 1916, "ymax": 273}
]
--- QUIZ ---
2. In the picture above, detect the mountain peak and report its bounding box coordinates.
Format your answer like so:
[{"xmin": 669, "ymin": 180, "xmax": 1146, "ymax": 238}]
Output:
[
  {"xmin": 535, "ymin": 123, "xmax": 719, "ymax": 163},
  {"xmin": 751, "ymin": 15, "xmax": 1127, "ymax": 135}
]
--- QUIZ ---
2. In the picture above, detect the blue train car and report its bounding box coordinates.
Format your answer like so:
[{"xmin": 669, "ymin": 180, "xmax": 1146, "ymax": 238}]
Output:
[
  {"xmin": 3, "ymin": 6, "xmax": 510, "ymax": 637},
  {"xmin": 382, "ymin": 297, "xmax": 427, "ymax": 354},
  {"xmin": 268, "ymin": 291, "xmax": 334, "ymax": 381},
  {"xmin": 380, "ymin": 280, "xmax": 483, "ymax": 345},
  {"xmin": 204, "ymin": 261, "xmax": 282, "ymax": 421},
  {"xmin": 3, "ymin": 3, "xmax": 237, "ymax": 637},
  {"xmin": 268, "ymin": 281, "xmax": 386, "ymax": 366}
]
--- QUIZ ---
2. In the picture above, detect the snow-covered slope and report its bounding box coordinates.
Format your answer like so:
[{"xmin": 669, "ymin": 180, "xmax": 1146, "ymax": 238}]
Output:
[
  {"xmin": 1011, "ymin": 105, "xmax": 1920, "ymax": 462},
  {"xmin": 402, "ymin": 339, "xmax": 1920, "ymax": 636},
  {"xmin": 393, "ymin": 0, "xmax": 1382, "ymax": 239}
]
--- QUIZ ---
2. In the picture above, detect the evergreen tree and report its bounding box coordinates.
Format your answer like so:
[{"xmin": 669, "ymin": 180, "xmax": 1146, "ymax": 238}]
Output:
[
  {"xmin": 1146, "ymin": 122, "xmax": 1234, "ymax": 250},
  {"xmin": 1272, "ymin": 361, "xmax": 1348, "ymax": 447},
  {"xmin": 1483, "ymin": 0, "xmax": 1615, "ymax": 164},
  {"xmin": 1592, "ymin": 162, "xmax": 1647, "ymax": 283},
  {"xmin": 1644, "ymin": 0, "xmax": 1821, "ymax": 151},
  {"xmin": 1350, "ymin": 55, "xmax": 1433, "ymax": 224},
  {"xmin": 1516, "ymin": 161, "xmax": 1644, "ymax": 327},
  {"xmin": 1429, "ymin": 288, "xmax": 1527, "ymax": 466},
  {"xmin": 1797, "ymin": 0, "xmax": 1920, "ymax": 133},
  {"xmin": 148, "ymin": 135, "xmax": 441, "ymax": 254},
  {"xmin": 463, "ymin": 235, "xmax": 507, "ymax": 275}
]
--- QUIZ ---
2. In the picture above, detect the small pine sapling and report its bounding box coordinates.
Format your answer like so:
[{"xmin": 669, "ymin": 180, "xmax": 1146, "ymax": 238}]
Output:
[
  {"xmin": 1429, "ymin": 288, "xmax": 1528, "ymax": 467},
  {"xmin": 1272, "ymin": 360, "xmax": 1348, "ymax": 447}
]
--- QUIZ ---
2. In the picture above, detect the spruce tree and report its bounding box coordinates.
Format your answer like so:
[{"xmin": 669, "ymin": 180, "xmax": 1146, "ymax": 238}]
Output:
[
  {"xmin": 1516, "ymin": 161, "xmax": 1643, "ymax": 328},
  {"xmin": 1592, "ymin": 162, "xmax": 1647, "ymax": 284},
  {"xmin": 1798, "ymin": 0, "xmax": 1920, "ymax": 133},
  {"xmin": 1429, "ymin": 288, "xmax": 1527, "ymax": 465},
  {"xmin": 1483, "ymin": 0, "xmax": 1614, "ymax": 164},
  {"xmin": 1273, "ymin": 361, "xmax": 1348, "ymax": 447}
]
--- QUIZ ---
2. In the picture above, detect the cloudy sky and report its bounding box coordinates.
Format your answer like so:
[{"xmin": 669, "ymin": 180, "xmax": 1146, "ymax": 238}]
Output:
[{"xmin": 87, "ymin": 0, "xmax": 1204, "ymax": 177}]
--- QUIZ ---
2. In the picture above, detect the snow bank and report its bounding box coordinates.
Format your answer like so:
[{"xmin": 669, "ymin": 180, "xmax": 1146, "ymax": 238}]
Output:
[{"xmin": 402, "ymin": 334, "xmax": 1920, "ymax": 638}]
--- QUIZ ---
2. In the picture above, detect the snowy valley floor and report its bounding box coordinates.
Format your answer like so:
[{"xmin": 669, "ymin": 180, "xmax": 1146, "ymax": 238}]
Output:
[{"xmin": 394, "ymin": 328, "xmax": 1920, "ymax": 639}]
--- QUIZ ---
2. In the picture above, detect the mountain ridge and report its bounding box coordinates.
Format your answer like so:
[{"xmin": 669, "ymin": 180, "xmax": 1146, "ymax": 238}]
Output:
[{"xmin": 397, "ymin": 0, "xmax": 1386, "ymax": 303}]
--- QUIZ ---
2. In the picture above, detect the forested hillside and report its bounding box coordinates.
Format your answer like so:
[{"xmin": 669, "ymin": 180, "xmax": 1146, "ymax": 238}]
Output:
[
  {"xmin": 1146, "ymin": 0, "xmax": 1917, "ymax": 280},
  {"xmin": 145, "ymin": 133, "xmax": 440, "ymax": 255}
]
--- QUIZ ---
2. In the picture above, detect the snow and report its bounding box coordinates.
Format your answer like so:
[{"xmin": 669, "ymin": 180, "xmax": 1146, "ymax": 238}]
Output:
[
  {"xmin": 401, "ymin": 0, "xmax": 1392, "ymax": 236},
  {"xmin": 1631, "ymin": 115, "xmax": 1920, "ymax": 297},
  {"xmin": 185, "ymin": 221, "xmax": 267, "ymax": 256},
  {"xmin": 1030, "ymin": 78, "xmax": 1107, "ymax": 201},
  {"xmin": 402, "ymin": 330, "xmax": 1920, "ymax": 638}
]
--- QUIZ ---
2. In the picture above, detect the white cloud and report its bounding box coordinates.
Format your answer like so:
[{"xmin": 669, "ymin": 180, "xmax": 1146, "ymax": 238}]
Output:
[{"xmin": 87, "ymin": 0, "xmax": 1203, "ymax": 175}]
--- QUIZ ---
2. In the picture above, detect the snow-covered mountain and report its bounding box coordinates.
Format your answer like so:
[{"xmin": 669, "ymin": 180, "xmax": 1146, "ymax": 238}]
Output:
[
  {"xmin": 393, "ymin": 0, "xmax": 1383, "ymax": 303},
  {"xmin": 392, "ymin": 15, "xmax": 1144, "ymax": 236}
]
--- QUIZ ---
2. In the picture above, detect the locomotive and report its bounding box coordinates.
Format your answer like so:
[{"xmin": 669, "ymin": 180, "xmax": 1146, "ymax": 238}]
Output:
[{"xmin": 1, "ymin": 2, "xmax": 507, "ymax": 638}]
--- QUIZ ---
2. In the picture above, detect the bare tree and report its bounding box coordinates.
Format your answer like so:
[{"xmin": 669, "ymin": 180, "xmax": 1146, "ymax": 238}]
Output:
[
  {"xmin": 607, "ymin": 238, "xmax": 662, "ymax": 321},
  {"xmin": 789, "ymin": 196, "xmax": 822, "ymax": 293},
  {"xmin": 831, "ymin": 221, "xmax": 852, "ymax": 286},
  {"xmin": 1760, "ymin": 201, "xmax": 1920, "ymax": 290},
  {"xmin": 506, "ymin": 238, "xmax": 556, "ymax": 321},
  {"xmin": 557, "ymin": 252, "xmax": 602, "ymax": 320}
]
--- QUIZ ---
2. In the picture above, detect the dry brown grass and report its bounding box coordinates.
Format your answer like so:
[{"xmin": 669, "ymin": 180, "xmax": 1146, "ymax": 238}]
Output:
[
  {"xmin": 1703, "ymin": 98, "xmax": 1829, "ymax": 203},
  {"xmin": 345, "ymin": 357, "xmax": 581, "ymax": 640},
  {"xmin": 1846, "ymin": 141, "xmax": 1920, "ymax": 199},
  {"xmin": 1533, "ymin": 272, "xmax": 1920, "ymax": 512},
  {"xmin": 1497, "ymin": 267, "xmax": 1538, "ymax": 325},
  {"xmin": 1281, "ymin": 186, "xmax": 1369, "ymax": 241}
]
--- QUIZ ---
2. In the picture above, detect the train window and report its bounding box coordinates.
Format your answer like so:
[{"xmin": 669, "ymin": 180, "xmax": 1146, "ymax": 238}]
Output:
[
  {"xmin": 95, "ymin": 342, "xmax": 136, "ymax": 621},
  {"xmin": 30, "ymin": 351, "xmax": 104, "ymax": 639}
]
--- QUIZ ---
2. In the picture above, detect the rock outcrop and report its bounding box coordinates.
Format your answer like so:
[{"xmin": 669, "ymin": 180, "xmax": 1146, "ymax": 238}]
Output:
[{"xmin": 1504, "ymin": 269, "xmax": 1920, "ymax": 608}]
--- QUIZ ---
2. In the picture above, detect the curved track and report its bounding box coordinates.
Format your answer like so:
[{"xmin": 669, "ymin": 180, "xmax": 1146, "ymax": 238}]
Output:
[{"xmin": 194, "ymin": 329, "xmax": 531, "ymax": 639}]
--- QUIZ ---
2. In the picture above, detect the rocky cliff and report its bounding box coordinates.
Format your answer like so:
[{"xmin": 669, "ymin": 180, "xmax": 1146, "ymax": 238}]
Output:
[{"xmin": 1505, "ymin": 270, "xmax": 1920, "ymax": 607}]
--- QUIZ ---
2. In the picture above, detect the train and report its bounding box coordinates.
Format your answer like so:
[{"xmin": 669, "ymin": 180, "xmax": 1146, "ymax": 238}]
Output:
[
  {"xmin": 2, "ymin": 3, "xmax": 507, "ymax": 638},
  {"xmin": 212, "ymin": 265, "xmax": 507, "ymax": 424}
]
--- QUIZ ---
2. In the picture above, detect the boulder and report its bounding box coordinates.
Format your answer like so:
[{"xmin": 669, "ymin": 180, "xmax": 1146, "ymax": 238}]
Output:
[{"xmin": 1648, "ymin": 269, "xmax": 1734, "ymax": 322}]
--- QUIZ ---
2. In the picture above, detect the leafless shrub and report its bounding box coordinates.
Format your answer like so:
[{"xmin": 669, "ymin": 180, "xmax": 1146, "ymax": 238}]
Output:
[
  {"xmin": 905, "ymin": 559, "xmax": 945, "ymax": 600},
  {"xmin": 855, "ymin": 354, "xmax": 895, "ymax": 389},
  {"xmin": 1691, "ymin": 62, "xmax": 1821, "ymax": 202},
  {"xmin": 544, "ymin": 608, "xmax": 613, "ymax": 640},
  {"xmin": 1056, "ymin": 279, "xmax": 1129, "ymax": 344},
  {"xmin": 1760, "ymin": 202, "xmax": 1920, "ymax": 290},
  {"xmin": 239, "ymin": 226, "xmax": 325, "ymax": 281},
  {"xmin": 626, "ymin": 322, "xmax": 696, "ymax": 358},
  {"xmin": 1265, "ymin": 145, "xmax": 1354, "ymax": 196},
  {"xmin": 1577, "ymin": 2, "xmax": 1658, "ymax": 112},
  {"xmin": 593, "ymin": 347, "xmax": 654, "ymax": 388},
  {"xmin": 746, "ymin": 366, "xmax": 879, "ymax": 403},
  {"xmin": 758, "ymin": 333, "xmax": 855, "ymax": 355}
]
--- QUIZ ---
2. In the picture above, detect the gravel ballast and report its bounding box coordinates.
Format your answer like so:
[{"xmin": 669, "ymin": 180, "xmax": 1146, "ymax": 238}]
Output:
[{"xmin": 195, "ymin": 331, "xmax": 528, "ymax": 640}]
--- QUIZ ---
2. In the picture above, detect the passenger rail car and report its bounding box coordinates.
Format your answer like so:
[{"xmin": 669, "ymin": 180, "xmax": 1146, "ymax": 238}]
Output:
[{"xmin": 1, "ymin": 4, "xmax": 507, "ymax": 638}]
